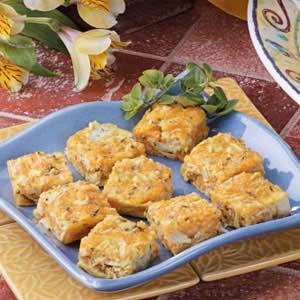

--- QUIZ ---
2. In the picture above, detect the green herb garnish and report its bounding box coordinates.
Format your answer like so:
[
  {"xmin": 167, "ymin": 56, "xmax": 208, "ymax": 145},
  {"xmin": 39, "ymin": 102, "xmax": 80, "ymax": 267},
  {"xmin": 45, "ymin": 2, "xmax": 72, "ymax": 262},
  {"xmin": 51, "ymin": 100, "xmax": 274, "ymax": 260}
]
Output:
[{"xmin": 121, "ymin": 62, "xmax": 239, "ymax": 120}]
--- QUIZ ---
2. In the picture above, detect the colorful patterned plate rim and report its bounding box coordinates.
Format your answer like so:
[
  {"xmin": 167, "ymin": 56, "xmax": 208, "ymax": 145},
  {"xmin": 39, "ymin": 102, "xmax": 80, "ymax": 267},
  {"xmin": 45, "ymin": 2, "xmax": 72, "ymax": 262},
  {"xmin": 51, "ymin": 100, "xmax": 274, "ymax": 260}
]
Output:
[
  {"xmin": 0, "ymin": 101, "xmax": 299, "ymax": 292},
  {"xmin": 248, "ymin": 0, "xmax": 300, "ymax": 104}
]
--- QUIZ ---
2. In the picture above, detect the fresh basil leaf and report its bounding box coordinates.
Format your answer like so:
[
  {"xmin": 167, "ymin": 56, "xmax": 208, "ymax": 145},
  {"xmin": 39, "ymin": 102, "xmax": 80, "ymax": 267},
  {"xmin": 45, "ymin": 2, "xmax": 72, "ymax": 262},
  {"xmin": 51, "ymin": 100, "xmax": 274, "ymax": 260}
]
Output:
[
  {"xmin": 185, "ymin": 93, "xmax": 205, "ymax": 105},
  {"xmin": 207, "ymin": 94, "xmax": 219, "ymax": 105},
  {"xmin": 158, "ymin": 94, "xmax": 175, "ymax": 104},
  {"xmin": 217, "ymin": 99, "xmax": 239, "ymax": 116},
  {"xmin": 203, "ymin": 63, "xmax": 213, "ymax": 81},
  {"xmin": 144, "ymin": 89, "xmax": 156, "ymax": 102},
  {"xmin": 0, "ymin": 35, "xmax": 54, "ymax": 76},
  {"xmin": 174, "ymin": 95, "xmax": 198, "ymax": 107},
  {"xmin": 131, "ymin": 83, "xmax": 142, "ymax": 99},
  {"xmin": 213, "ymin": 86, "xmax": 227, "ymax": 103},
  {"xmin": 162, "ymin": 74, "xmax": 175, "ymax": 89},
  {"xmin": 139, "ymin": 69, "xmax": 164, "ymax": 88},
  {"xmin": 201, "ymin": 104, "xmax": 218, "ymax": 114}
]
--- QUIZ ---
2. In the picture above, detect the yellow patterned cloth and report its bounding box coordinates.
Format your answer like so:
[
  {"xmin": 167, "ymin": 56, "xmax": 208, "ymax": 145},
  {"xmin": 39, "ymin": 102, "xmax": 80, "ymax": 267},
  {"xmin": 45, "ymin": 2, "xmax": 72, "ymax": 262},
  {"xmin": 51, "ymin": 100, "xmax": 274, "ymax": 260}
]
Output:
[{"xmin": 208, "ymin": 0, "xmax": 248, "ymax": 20}]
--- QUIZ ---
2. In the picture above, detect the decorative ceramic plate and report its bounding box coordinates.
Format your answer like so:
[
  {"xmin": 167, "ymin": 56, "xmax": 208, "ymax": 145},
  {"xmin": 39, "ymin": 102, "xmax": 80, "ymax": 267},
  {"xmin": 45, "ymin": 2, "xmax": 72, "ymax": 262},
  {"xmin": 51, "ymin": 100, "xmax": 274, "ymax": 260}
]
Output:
[
  {"xmin": 248, "ymin": 0, "xmax": 300, "ymax": 104},
  {"xmin": 0, "ymin": 101, "xmax": 299, "ymax": 292}
]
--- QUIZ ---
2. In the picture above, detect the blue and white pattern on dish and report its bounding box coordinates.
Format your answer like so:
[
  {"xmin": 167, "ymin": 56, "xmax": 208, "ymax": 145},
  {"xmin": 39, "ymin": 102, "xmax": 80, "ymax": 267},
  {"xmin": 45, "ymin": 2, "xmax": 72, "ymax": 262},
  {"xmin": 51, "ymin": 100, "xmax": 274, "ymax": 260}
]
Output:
[
  {"xmin": 0, "ymin": 101, "xmax": 299, "ymax": 292},
  {"xmin": 248, "ymin": 0, "xmax": 300, "ymax": 104}
]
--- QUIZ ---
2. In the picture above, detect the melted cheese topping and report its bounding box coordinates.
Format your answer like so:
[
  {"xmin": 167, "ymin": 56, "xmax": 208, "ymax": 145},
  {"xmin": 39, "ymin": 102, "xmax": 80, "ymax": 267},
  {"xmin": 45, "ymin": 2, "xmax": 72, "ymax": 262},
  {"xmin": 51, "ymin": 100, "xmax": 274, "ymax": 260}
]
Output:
[
  {"xmin": 210, "ymin": 172, "xmax": 290, "ymax": 228},
  {"xmin": 103, "ymin": 155, "xmax": 173, "ymax": 217},
  {"xmin": 133, "ymin": 104, "xmax": 208, "ymax": 160},
  {"xmin": 181, "ymin": 133, "xmax": 264, "ymax": 195},
  {"xmin": 147, "ymin": 193, "xmax": 222, "ymax": 254},
  {"xmin": 66, "ymin": 121, "xmax": 145, "ymax": 186},
  {"xmin": 34, "ymin": 181, "xmax": 117, "ymax": 244},
  {"xmin": 78, "ymin": 215, "xmax": 159, "ymax": 278},
  {"xmin": 7, "ymin": 152, "xmax": 73, "ymax": 206}
]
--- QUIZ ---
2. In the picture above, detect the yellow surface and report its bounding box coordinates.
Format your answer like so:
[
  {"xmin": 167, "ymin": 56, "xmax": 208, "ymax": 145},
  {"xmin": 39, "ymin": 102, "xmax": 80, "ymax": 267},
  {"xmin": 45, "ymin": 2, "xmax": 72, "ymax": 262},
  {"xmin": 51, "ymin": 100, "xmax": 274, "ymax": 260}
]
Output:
[
  {"xmin": 208, "ymin": 0, "xmax": 248, "ymax": 21},
  {"xmin": 193, "ymin": 226, "xmax": 300, "ymax": 281},
  {"xmin": 0, "ymin": 223, "xmax": 199, "ymax": 300},
  {"xmin": 0, "ymin": 77, "xmax": 296, "ymax": 300}
]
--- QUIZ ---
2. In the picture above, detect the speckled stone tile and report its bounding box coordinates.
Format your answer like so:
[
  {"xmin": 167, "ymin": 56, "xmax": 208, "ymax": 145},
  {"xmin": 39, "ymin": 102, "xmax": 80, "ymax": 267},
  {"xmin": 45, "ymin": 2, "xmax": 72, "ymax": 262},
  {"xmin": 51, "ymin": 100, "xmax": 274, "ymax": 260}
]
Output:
[
  {"xmin": 0, "ymin": 276, "xmax": 15, "ymax": 300},
  {"xmin": 282, "ymin": 110, "xmax": 300, "ymax": 158},
  {"xmin": 0, "ymin": 117, "xmax": 24, "ymax": 129},
  {"xmin": 173, "ymin": 0, "xmax": 272, "ymax": 80},
  {"xmin": 281, "ymin": 260, "xmax": 300, "ymax": 270},
  {"xmin": 123, "ymin": 9, "xmax": 198, "ymax": 57},
  {"xmin": 156, "ymin": 268, "xmax": 300, "ymax": 300},
  {"xmin": 0, "ymin": 46, "xmax": 162, "ymax": 118},
  {"xmin": 164, "ymin": 63, "xmax": 299, "ymax": 133}
]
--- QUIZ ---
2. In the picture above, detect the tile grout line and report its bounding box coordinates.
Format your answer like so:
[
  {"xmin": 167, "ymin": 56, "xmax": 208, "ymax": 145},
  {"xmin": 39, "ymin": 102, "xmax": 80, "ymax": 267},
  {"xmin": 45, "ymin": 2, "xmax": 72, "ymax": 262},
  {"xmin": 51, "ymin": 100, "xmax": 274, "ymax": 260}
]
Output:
[
  {"xmin": 114, "ymin": 49, "xmax": 167, "ymax": 62},
  {"xmin": 0, "ymin": 112, "xmax": 38, "ymax": 122},
  {"xmin": 169, "ymin": 56, "xmax": 275, "ymax": 82},
  {"xmin": 280, "ymin": 107, "xmax": 300, "ymax": 138},
  {"xmin": 159, "ymin": 17, "xmax": 202, "ymax": 72}
]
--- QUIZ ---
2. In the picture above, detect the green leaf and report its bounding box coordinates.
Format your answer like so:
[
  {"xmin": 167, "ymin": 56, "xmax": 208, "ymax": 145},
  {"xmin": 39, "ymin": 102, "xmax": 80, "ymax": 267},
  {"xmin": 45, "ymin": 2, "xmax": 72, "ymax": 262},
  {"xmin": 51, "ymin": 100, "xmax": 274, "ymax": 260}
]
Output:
[
  {"xmin": 174, "ymin": 95, "xmax": 198, "ymax": 107},
  {"xmin": 207, "ymin": 94, "xmax": 220, "ymax": 105},
  {"xmin": 213, "ymin": 86, "xmax": 227, "ymax": 103},
  {"xmin": 25, "ymin": 17, "xmax": 61, "ymax": 32},
  {"xmin": 203, "ymin": 63, "xmax": 213, "ymax": 81},
  {"xmin": 131, "ymin": 83, "xmax": 142, "ymax": 99},
  {"xmin": 217, "ymin": 99, "xmax": 239, "ymax": 116},
  {"xmin": 0, "ymin": 35, "xmax": 54, "ymax": 76},
  {"xmin": 201, "ymin": 104, "xmax": 218, "ymax": 114},
  {"xmin": 139, "ymin": 69, "xmax": 164, "ymax": 88},
  {"xmin": 158, "ymin": 94, "xmax": 175, "ymax": 104},
  {"xmin": 22, "ymin": 24, "xmax": 67, "ymax": 53},
  {"xmin": 162, "ymin": 74, "xmax": 175, "ymax": 89},
  {"xmin": 144, "ymin": 89, "xmax": 156, "ymax": 102}
]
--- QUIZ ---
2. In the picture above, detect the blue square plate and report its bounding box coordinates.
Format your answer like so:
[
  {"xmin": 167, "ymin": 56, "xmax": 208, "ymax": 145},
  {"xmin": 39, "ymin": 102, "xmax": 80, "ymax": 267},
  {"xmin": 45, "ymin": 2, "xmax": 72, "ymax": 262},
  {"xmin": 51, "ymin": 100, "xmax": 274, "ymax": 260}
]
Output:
[{"xmin": 0, "ymin": 100, "xmax": 299, "ymax": 292}]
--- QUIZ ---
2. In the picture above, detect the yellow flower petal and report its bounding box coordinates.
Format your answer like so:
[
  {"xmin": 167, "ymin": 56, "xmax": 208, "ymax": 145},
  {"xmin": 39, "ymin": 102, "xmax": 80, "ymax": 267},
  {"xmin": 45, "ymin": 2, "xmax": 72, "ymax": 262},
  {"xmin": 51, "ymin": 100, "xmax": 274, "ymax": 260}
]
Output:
[
  {"xmin": 89, "ymin": 51, "xmax": 108, "ymax": 80},
  {"xmin": 78, "ymin": 0, "xmax": 109, "ymax": 9},
  {"xmin": 0, "ymin": 3, "xmax": 25, "ymax": 38},
  {"xmin": 74, "ymin": 29, "xmax": 112, "ymax": 55},
  {"xmin": 77, "ymin": 3, "xmax": 117, "ymax": 29},
  {"xmin": 23, "ymin": 0, "xmax": 65, "ymax": 11},
  {"xmin": 70, "ymin": 49, "xmax": 91, "ymax": 91},
  {"xmin": 0, "ymin": 56, "xmax": 29, "ymax": 92},
  {"xmin": 0, "ymin": 3, "xmax": 20, "ymax": 18},
  {"xmin": 108, "ymin": 0, "xmax": 125, "ymax": 15},
  {"xmin": 0, "ymin": 14, "xmax": 12, "ymax": 40}
]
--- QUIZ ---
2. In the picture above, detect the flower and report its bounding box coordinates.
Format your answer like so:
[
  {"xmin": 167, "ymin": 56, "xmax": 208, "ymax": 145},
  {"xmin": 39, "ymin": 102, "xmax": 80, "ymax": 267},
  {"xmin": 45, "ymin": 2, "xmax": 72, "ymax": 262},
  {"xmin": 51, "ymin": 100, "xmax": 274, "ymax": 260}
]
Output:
[
  {"xmin": 23, "ymin": 0, "xmax": 125, "ymax": 29},
  {"xmin": 0, "ymin": 3, "xmax": 25, "ymax": 40},
  {"xmin": 0, "ymin": 55, "xmax": 29, "ymax": 92},
  {"xmin": 22, "ymin": 0, "xmax": 65, "ymax": 11},
  {"xmin": 58, "ymin": 26, "xmax": 128, "ymax": 91},
  {"xmin": 76, "ymin": 0, "xmax": 125, "ymax": 29}
]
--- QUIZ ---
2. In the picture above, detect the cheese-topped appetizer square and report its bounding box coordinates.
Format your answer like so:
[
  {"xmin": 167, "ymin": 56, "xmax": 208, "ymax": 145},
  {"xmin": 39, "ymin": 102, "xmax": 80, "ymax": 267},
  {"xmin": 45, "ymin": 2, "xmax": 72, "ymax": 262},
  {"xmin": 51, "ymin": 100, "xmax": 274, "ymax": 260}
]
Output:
[
  {"xmin": 210, "ymin": 172, "xmax": 290, "ymax": 228},
  {"xmin": 103, "ymin": 155, "xmax": 173, "ymax": 218},
  {"xmin": 133, "ymin": 104, "xmax": 209, "ymax": 160},
  {"xmin": 66, "ymin": 121, "xmax": 145, "ymax": 186},
  {"xmin": 7, "ymin": 152, "xmax": 73, "ymax": 206},
  {"xmin": 34, "ymin": 181, "xmax": 117, "ymax": 244},
  {"xmin": 181, "ymin": 133, "xmax": 264, "ymax": 195},
  {"xmin": 146, "ymin": 193, "xmax": 222, "ymax": 254},
  {"xmin": 78, "ymin": 215, "xmax": 159, "ymax": 278}
]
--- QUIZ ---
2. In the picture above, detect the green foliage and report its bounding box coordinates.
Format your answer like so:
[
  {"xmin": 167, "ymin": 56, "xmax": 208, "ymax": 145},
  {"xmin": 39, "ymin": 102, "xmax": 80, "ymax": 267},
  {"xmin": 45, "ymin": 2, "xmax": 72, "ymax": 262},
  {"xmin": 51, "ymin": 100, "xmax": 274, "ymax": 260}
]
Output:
[
  {"xmin": 121, "ymin": 62, "xmax": 239, "ymax": 120},
  {"xmin": 0, "ymin": 35, "xmax": 54, "ymax": 76}
]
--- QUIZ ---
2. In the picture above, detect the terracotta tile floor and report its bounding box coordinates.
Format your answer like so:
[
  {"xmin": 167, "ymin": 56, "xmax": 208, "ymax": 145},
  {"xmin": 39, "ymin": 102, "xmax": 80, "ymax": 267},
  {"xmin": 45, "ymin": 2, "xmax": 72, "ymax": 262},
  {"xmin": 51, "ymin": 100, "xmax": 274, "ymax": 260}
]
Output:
[{"xmin": 0, "ymin": 0, "xmax": 300, "ymax": 299}]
